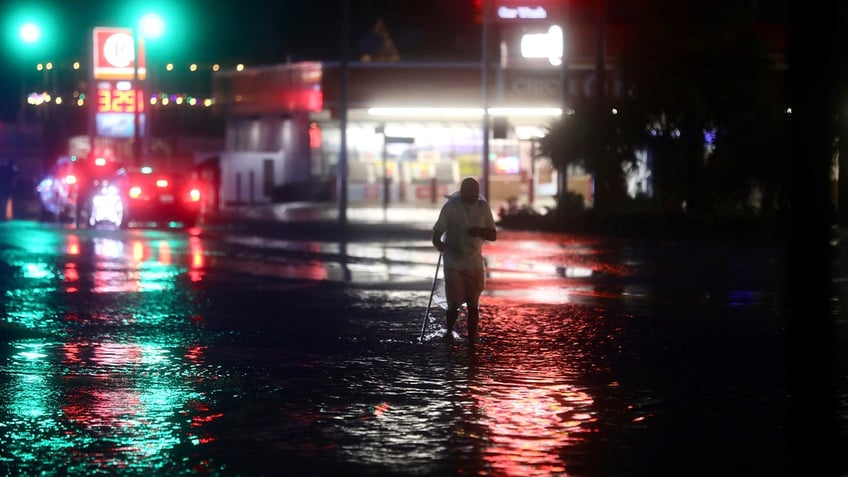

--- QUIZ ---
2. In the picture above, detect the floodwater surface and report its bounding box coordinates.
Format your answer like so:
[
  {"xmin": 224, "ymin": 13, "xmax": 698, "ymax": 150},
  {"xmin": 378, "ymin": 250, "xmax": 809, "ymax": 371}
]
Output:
[{"xmin": 0, "ymin": 220, "xmax": 802, "ymax": 475}]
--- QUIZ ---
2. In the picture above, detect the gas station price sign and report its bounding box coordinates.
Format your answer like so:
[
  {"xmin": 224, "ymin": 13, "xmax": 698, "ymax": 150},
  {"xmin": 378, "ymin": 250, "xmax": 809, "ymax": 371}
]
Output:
[
  {"xmin": 96, "ymin": 82, "xmax": 144, "ymax": 113},
  {"xmin": 94, "ymin": 80, "xmax": 145, "ymax": 138},
  {"xmin": 91, "ymin": 27, "xmax": 146, "ymax": 139}
]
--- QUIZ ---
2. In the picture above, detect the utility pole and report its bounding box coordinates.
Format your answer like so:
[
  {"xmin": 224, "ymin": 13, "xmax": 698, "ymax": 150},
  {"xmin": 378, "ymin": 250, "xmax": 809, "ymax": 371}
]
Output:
[
  {"xmin": 593, "ymin": 0, "xmax": 607, "ymax": 210},
  {"xmin": 481, "ymin": 0, "xmax": 490, "ymax": 200},
  {"xmin": 338, "ymin": 0, "xmax": 350, "ymax": 225},
  {"xmin": 559, "ymin": 0, "xmax": 570, "ymax": 202}
]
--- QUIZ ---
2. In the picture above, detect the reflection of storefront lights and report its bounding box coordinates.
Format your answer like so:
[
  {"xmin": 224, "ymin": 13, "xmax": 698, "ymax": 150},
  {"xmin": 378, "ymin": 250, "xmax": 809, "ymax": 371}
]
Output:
[
  {"xmin": 158, "ymin": 241, "xmax": 171, "ymax": 266},
  {"xmin": 133, "ymin": 241, "xmax": 145, "ymax": 262},
  {"xmin": 189, "ymin": 237, "xmax": 205, "ymax": 282},
  {"xmin": 64, "ymin": 264, "xmax": 80, "ymax": 292},
  {"xmin": 66, "ymin": 234, "xmax": 80, "ymax": 255},
  {"xmin": 94, "ymin": 238, "xmax": 124, "ymax": 259},
  {"xmin": 23, "ymin": 263, "xmax": 52, "ymax": 279}
]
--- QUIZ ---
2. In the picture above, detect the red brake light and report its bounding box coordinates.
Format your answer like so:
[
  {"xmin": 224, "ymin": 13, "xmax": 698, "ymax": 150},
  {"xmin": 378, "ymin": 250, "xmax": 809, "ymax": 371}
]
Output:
[{"xmin": 94, "ymin": 157, "xmax": 106, "ymax": 166}]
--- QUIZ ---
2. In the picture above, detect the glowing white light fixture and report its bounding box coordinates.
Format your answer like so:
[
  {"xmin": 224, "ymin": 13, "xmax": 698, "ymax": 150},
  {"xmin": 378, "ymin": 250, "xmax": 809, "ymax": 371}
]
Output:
[
  {"xmin": 489, "ymin": 107, "xmax": 562, "ymax": 116},
  {"xmin": 514, "ymin": 126, "xmax": 548, "ymax": 140},
  {"xmin": 520, "ymin": 25, "xmax": 563, "ymax": 66},
  {"xmin": 368, "ymin": 107, "xmax": 562, "ymax": 117},
  {"xmin": 19, "ymin": 22, "xmax": 41, "ymax": 44},
  {"xmin": 368, "ymin": 107, "xmax": 482, "ymax": 117}
]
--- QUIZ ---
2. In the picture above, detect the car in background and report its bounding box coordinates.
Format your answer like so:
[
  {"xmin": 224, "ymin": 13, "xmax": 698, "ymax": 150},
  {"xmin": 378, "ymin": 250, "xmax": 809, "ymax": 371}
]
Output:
[
  {"xmin": 36, "ymin": 155, "xmax": 125, "ymax": 224},
  {"xmin": 89, "ymin": 165, "xmax": 205, "ymax": 229}
]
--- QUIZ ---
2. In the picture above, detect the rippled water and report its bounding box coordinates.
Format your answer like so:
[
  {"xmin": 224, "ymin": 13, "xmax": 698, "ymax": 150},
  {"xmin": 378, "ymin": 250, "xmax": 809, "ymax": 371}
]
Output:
[{"xmin": 0, "ymin": 222, "xmax": 800, "ymax": 475}]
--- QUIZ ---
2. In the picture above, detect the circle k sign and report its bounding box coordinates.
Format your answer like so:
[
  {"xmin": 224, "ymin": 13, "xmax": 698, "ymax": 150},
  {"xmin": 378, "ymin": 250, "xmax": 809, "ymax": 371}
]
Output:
[{"xmin": 92, "ymin": 27, "xmax": 146, "ymax": 80}]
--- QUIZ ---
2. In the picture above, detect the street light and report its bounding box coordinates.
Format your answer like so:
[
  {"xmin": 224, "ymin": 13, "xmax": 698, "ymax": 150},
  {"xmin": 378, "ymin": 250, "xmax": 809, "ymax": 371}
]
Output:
[
  {"xmin": 18, "ymin": 22, "xmax": 40, "ymax": 44},
  {"xmin": 133, "ymin": 13, "xmax": 165, "ymax": 166},
  {"xmin": 7, "ymin": 4, "xmax": 58, "ymax": 123}
]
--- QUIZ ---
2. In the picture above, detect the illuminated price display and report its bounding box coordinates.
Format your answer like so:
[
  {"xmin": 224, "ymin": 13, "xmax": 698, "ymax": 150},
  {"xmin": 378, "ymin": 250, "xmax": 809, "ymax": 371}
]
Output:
[{"xmin": 96, "ymin": 87, "xmax": 144, "ymax": 113}]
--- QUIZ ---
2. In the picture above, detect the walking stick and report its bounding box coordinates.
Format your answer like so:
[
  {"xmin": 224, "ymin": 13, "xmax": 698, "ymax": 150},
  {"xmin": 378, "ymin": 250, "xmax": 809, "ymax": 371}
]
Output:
[{"xmin": 419, "ymin": 253, "xmax": 442, "ymax": 341}]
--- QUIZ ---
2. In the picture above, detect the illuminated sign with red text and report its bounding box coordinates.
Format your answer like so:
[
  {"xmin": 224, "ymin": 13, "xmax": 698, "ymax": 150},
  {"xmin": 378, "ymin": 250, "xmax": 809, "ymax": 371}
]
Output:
[
  {"xmin": 95, "ymin": 81, "xmax": 145, "ymax": 137},
  {"xmin": 96, "ymin": 83, "xmax": 144, "ymax": 113}
]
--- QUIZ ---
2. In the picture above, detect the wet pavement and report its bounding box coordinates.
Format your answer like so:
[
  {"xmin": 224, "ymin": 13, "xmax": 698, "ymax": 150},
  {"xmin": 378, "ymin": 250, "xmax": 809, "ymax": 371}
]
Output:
[{"xmin": 0, "ymin": 206, "xmax": 844, "ymax": 476}]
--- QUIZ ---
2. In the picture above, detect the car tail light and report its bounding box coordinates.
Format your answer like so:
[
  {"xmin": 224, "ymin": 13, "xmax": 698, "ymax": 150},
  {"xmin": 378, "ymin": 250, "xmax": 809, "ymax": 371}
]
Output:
[
  {"xmin": 65, "ymin": 174, "xmax": 78, "ymax": 185},
  {"xmin": 156, "ymin": 179, "xmax": 168, "ymax": 188},
  {"xmin": 94, "ymin": 157, "xmax": 107, "ymax": 166},
  {"xmin": 129, "ymin": 186, "xmax": 143, "ymax": 198},
  {"xmin": 188, "ymin": 188, "xmax": 201, "ymax": 202}
]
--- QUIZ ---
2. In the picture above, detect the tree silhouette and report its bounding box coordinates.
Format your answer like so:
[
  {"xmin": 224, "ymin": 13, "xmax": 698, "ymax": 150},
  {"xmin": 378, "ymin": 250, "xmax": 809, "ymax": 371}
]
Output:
[
  {"xmin": 619, "ymin": 0, "xmax": 779, "ymax": 214},
  {"xmin": 541, "ymin": 0, "xmax": 784, "ymax": 217}
]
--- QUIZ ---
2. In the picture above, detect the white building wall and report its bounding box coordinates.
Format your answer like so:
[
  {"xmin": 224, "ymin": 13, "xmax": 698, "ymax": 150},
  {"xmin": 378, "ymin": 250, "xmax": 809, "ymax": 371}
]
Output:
[
  {"xmin": 220, "ymin": 151, "xmax": 285, "ymax": 206},
  {"xmin": 281, "ymin": 113, "xmax": 311, "ymax": 184},
  {"xmin": 219, "ymin": 112, "xmax": 314, "ymax": 206}
]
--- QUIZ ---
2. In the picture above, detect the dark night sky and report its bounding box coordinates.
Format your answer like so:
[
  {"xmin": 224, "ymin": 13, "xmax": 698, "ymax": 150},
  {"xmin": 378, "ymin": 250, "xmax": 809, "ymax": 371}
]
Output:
[
  {"xmin": 0, "ymin": 0, "xmax": 480, "ymax": 121},
  {"xmin": 0, "ymin": 1, "xmax": 793, "ymax": 122}
]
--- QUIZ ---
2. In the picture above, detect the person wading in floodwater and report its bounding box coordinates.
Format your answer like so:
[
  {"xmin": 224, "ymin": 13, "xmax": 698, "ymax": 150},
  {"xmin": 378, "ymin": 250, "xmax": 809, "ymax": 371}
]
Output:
[{"xmin": 431, "ymin": 177, "xmax": 497, "ymax": 342}]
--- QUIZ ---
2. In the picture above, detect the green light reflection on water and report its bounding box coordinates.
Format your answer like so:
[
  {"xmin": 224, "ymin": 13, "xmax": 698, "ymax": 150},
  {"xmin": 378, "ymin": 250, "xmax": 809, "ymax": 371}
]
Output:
[
  {"xmin": 9, "ymin": 341, "xmax": 53, "ymax": 419},
  {"xmin": 137, "ymin": 263, "xmax": 180, "ymax": 292},
  {"xmin": 2, "ymin": 304, "xmax": 48, "ymax": 331},
  {"xmin": 2, "ymin": 338, "xmax": 212, "ymax": 473},
  {"xmin": 22, "ymin": 262, "xmax": 54, "ymax": 279},
  {"xmin": 1, "ymin": 338, "xmax": 75, "ymax": 473},
  {"xmin": 0, "ymin": 224, "xmax": 222, "ymax": 473},
  {"xmin": 88, "ymin": 341, "xmax": 201, "ymax": 464}
]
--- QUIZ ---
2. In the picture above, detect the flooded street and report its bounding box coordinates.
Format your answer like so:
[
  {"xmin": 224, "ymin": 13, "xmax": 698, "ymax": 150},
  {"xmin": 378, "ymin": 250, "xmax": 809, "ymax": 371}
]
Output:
[{"xmin": 0, "ymin": 218, "xmax": 832, "ymax": 475}]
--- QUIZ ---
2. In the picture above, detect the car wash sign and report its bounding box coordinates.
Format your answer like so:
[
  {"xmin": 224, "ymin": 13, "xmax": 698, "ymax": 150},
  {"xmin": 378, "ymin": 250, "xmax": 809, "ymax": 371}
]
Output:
[
  {"xmin": 92, "ymin": 27, "xmax": 146, "ymax": 80},
  {"xmin": 493, "ymin": 0, "xmax": 561, "ymax": 22}
]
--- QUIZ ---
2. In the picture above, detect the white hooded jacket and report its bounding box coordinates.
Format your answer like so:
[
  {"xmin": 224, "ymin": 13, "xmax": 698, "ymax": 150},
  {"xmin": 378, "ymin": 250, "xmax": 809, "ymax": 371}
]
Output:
[{"xmin": 432, "ymin": 192, "xmax": 496, "ymax": 271}]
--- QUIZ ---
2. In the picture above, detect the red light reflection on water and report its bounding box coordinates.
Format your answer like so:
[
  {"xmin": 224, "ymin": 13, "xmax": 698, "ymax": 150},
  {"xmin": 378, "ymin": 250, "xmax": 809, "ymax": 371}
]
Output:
[
  {"xmin": 479, "ymin": 232, "xmax": 635, "ymax": 307},
  {"xmin": 60, "ymin": 342, "xmax": 143, "ymax": 430},
  {"xmin": 66, "ymin": 234, "xmax": 80, "ymax": 255},
  {"xmin": 64, "ymin": 263, "xmax": 79, "ymax": 292},
  {"xmin": 465, "ymin": 297, "xmax": 598, "ymax": 476},
  {"xmin": 58, "ymin": 234, "xmax": 210, "ymax": 291},
  {"xmin": 132, "ymin": 241, "xmax": 145, "ymax": 263},
  {"xmin": 184, "ymin": 344, "xmax": 206, "ymax": 363},
  {"xmin": 64, "ymin": 235, "xmax": 81, "ymax": 292},
  {"xmin": 189, "ymin": 237, "xmax": 205, "ymax": 282},
  {"xmin": 471, "ymin": 376, "xmax": 595, "ymax": 476},
  {"xmin": 188, "ymin": 402, "xmax": 222, "ymax": 445},
  {"xmin": 157, "ymin": 240, "xmax": 171, "ymax": 266}
]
